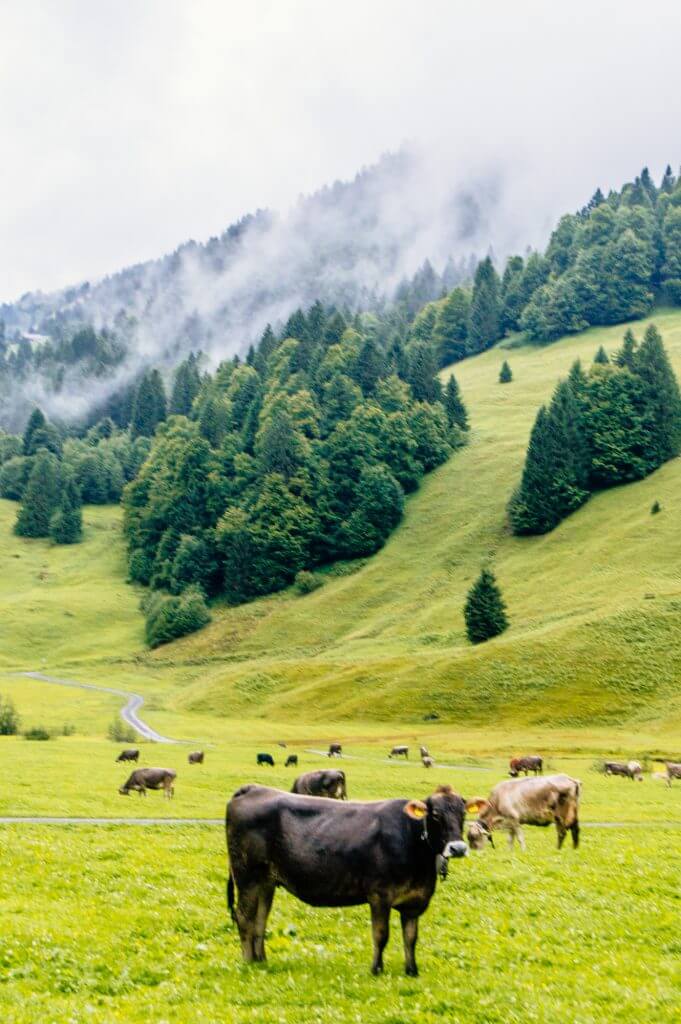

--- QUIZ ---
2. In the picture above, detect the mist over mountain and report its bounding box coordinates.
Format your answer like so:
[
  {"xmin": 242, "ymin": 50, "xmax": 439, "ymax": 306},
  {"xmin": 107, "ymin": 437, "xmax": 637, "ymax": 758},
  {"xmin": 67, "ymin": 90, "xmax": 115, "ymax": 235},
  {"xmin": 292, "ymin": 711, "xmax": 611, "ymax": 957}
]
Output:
[{"xmin": 0, "ymin": 147, "xmax": 543, "ymax": 430}]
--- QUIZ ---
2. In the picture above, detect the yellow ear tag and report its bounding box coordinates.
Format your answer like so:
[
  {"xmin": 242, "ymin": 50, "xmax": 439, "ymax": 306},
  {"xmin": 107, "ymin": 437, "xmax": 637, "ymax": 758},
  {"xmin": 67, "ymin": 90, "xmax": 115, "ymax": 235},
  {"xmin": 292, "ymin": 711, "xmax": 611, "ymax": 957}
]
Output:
[{"xmin": 411, "ymin": 805, "xmax": 426, "ymax": 818}]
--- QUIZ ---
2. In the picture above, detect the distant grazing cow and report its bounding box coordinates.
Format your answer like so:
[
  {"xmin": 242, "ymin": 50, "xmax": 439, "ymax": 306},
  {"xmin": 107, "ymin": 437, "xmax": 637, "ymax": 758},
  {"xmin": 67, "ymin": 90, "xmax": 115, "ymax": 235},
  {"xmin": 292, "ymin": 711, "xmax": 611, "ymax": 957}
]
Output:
[
  {"xmin": 291, "ymin": 769, "xmax": 347, "ymax": 799},
  {"xmin": 285, "ymin": 754, "xmax": 298, "ymax": 768},
  {"xmin": 509, "ymin": 755, "xmax": 543, "ymax": 777},
  {"xmin": 419, "ymin": 745, "xmax": 430, "ymax": 759},
  {"xmin": 188, "ymin": 751, "xmax": 204, "ymax": 765},
  {"xmin": 119, "ymin": 767, "xmax": 176, "ymax": 799},
  {"xmin": 467, "ymin": 773, "xmax": 581, "ymax": 851},
  {"xmin": 422, "ymin": 756, "xmax": 434, "ymax": 769},
  {"xmin": 257, "ymin": 753, "xmax": 275, "ymax": 767},
  {"xmin": 226, "ymin": 783, "xmax": 475, "ymax": 974},
  {"xmin": 328, "ymin": 743, "xmax": 342, "ymax": 758},
  {"xmin": 116, "ymin": 748, "xmax": 139, "ymax": 763},
  {"xmin": 277, "ymin": 741, "xmax": 287, "ymax": 748},
  {"xmin": 661, "ymin": 761, "xmax": 681, "ymax": 787},
  {"xmin": 389, "ymin": 745, "xmax": 409, "ymax": 759},
  {"xmin": 604, "ymin": 760, "xmax": 643, "ymax": 780}
]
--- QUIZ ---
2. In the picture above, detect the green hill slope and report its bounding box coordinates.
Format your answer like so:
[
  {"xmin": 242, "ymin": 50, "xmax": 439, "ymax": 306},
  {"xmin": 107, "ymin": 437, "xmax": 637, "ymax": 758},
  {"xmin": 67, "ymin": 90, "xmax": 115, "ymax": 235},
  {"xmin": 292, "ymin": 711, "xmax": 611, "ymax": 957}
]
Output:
[
  {"xmin": 3, "ymin": 312, "xmax": 681, "ymax": 735},
  {"xmin": 159, "ymin": 309, "xmax": 681, "ymax": 728}
]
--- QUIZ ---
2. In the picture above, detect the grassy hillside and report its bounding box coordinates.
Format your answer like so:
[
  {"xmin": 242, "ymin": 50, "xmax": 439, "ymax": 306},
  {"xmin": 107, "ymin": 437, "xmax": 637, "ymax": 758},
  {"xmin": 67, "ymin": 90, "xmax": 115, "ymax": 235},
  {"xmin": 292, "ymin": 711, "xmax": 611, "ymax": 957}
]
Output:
[{"xmin": 3, "ymin": 311, "xmax": 681, "ymax": 739}]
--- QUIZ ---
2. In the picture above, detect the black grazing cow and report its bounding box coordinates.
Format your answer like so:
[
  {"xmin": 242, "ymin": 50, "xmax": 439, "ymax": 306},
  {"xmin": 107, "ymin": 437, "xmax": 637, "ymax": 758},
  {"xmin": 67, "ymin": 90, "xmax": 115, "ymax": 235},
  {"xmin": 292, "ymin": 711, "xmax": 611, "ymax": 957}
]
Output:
[
  {"xmin": 284, "ymin": 754, "xmax": 298, "ymax": 768},
  {"xmin": 389, "ymin": 745, "xmax": 409, "ymax": 759},
  {"xmin": 257, "ymin": 753, "xmax": 275, "ymax": 767},
  {"xmin": 509, "ymin": 755, "xmax": 543, "ymax": 777},
  {"xmin": 291, "ymin": 769, "xmax": 346, "ymax": 799},
  {"xmin": 188, "ymin": 751, "xmax": 204, "ymax": 765},
  {"xmin": 226, "ymin": 783, "xmax": 475, "ymax": 975},
  {"xmin": 119, "ymin": 767, "xmax": 176, "ymax": 799},
  {"xmin": 116, "ymin": 748, "xmax": 139, "ymax": 763},
  {"xmin": 327, "ymin": 743, "xmax": 342, "ymax": 758}
]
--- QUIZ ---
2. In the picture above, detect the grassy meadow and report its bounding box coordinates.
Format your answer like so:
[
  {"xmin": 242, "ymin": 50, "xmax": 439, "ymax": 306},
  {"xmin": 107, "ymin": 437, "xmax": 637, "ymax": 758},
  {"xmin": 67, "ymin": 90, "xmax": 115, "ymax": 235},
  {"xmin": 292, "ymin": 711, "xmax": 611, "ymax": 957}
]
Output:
[{"xmin": 2, "ymin": 313, "xmax": 681, "ymax": 1021}]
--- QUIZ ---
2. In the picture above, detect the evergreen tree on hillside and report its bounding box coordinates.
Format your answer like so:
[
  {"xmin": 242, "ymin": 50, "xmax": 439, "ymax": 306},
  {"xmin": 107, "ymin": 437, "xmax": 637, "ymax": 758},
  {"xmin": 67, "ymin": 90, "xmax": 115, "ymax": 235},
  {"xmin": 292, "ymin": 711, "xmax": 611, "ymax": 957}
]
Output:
[
  {"xmin": 323, "ymin": 311, "xmax": 347, "ymax": 348},
  {"xmin": 131, "ymin": 370, "xmax": 167, "ymax": 439},
  {"xmin": 467, "ymin": 257, "xmax": 502, "ymax": 354},
  {"xmin": 354, "ymin": 337, "xmax": 384, "ymax": 395},
  {"xmin": 406, "ymin": 341, "xmax": 442, "ymax": 403},
  {"xmin": 593, "ymin": 345, "xmax": 609, "ymax": 364},
  {"xmin": 49, "ymin": 469, "xmax": 82, "ymax": 544},
  {"xmin": 14, "ymin": 449, "xmax": 60, "ymax": 538},
  {"xmin": 170, "ymin": 354, "xmax": 201, "ymax": 415},
  {"xmin": 634, "ymin": 323, "xmax": 681, "ymax": 463},
  {"xmin": 464, "ymin": 568, "xmax": 508, "ymax": 644},
  {"xmin": 614, "ymin": 328, "xmax": 637, "ymax": 370},
  {"xmin": 433, "ymin": 287, "xmax": 470, "ymax": 365},
  {"xmin": 22, "ymin": 408, "xmax": 46, "ymax": 455},
  {"xmin": 443, "ymin": 374, "xmax": 468, "ymax": 430},
  {"xmin": 509, "ymin": 380, "xmax": 589, "ymax": 535},
  {"xmin": 499, "ymin": 360, "xmax": 513, "ymax": 383}
]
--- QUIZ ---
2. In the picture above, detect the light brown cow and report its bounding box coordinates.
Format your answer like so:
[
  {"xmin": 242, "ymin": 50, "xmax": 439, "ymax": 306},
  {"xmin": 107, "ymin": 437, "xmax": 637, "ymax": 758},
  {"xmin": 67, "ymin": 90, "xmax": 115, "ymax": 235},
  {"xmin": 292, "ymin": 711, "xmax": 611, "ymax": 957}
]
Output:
[
  {"xmin": 422, "ymin": 755, "xmax": 434, "ymax": 769},
  {"xmin": 662, "ymin": 761, "xmax": 681, "ymax": 787},
  {"xmin": 604, "ymin": 760, "xmax": 642, "ymax": 781},
  {"xmin": 419, "ymin": 745, "xmax": 430, "ymax": 759},
  {"xmin": 119, "ymin": 767, "xmax": 176, "ymax": 799},
  {"xmin": 467, "ymin": 773, "xmax": 581, "ymax": 851}
]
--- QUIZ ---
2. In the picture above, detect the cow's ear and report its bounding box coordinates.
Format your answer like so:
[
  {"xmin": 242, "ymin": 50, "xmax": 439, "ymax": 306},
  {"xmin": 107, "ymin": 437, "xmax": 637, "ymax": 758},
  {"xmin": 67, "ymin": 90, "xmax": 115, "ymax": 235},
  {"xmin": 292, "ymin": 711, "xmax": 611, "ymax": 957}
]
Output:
[
  {"xmin": 465, "ymin": 798, "xmax": 489, "ymax": 814},
  {"xmin": 404, "ymin": 799, "xmax": 428, "ymax": 820}
]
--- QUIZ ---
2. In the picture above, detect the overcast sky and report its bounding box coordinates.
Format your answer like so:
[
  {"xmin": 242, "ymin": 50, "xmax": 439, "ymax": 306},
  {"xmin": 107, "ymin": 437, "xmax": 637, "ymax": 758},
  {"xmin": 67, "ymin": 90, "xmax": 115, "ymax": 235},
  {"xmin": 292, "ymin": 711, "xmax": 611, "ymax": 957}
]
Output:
[{"xmin": 3, "ymin": 0, "xmax": 681, "ymax": 302}]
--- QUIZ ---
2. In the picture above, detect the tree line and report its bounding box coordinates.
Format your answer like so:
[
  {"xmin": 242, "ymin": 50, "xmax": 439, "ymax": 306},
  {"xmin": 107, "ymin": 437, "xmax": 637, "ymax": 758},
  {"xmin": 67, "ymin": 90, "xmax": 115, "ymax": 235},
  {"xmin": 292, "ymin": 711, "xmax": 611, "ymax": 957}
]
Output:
[{"xmin": 509, "ymin": 324, "xmax": 681, "ymax": 534}]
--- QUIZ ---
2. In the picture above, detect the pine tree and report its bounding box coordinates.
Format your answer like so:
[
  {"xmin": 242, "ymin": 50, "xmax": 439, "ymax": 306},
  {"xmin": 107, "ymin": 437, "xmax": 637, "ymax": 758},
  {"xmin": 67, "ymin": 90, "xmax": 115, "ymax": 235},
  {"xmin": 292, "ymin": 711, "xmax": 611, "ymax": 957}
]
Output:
[
  {"xmin": 433, "ymin": 287, "xmax": 470, "ymax": 365},
  {"xmin": 593, "ymin": 345, "xmax": 609, "ymax": 365},
  {"xmin": 130, "ymin": 370, "xmax": 167, "ymax": 439},
  {"xmin": 22, "ymin": 408, "xmax": 46, "ymax": 455},
  {"xmin": 614, "ymin": 328, "xmax": 637, "ymax": 370},
  {"xmin": 354, "ymin": 337, "xmax": 384, "ymax": 395},
  {"xmin": 323, "ymin": 311, "xmax": 346, "ymax": 348},
  {"xmin": 464, "ymin": 568, "xmax": 508, "ymax": 644},
  {"xmin": 499, "ymin": 360, "xmax": 513, "ymax": 383},
  {"xmin": 49, "ymin": 469, "xmax": 82, "ymax": 544},
  {"xmin": 509, "ymin": 380, "xmax": 590, "ymax": 535},
  {"xmin": 443, "ymin": 374, "xmax": 468, "ymax": 430},
  {"xmin": 170, "ymin": 354, "xmax": 201, "ymax": 415},
  {"xmin": 660, "ymin": 164, "xmax": 676, "ymax": 193},
  {"xmin": 14, "ymin": 449, "xmax": 60, "ymax": 537},
  {"xmin": 406, "ymin": 341, "xmax": 441, "ymax": 403},
  {"xmin": 633, "ymin": 323, "xmax": 681, "ymax": 463},
  {"xmin": 467, "ymin": 257, "xmax": 502, "ymax": 355}
]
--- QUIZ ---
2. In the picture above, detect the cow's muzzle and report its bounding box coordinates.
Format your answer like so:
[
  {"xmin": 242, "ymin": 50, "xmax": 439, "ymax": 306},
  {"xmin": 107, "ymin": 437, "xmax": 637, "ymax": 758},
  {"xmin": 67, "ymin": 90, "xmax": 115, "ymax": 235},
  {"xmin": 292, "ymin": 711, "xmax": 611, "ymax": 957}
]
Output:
[{"xmin": 443, "ymin": 840, "xmax": 468, "ymax": 860}]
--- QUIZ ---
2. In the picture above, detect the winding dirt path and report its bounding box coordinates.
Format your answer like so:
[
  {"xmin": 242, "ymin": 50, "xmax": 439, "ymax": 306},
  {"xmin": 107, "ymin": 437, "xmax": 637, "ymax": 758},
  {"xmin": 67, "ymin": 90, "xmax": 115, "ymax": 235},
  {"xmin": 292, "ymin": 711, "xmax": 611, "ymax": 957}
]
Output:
[{"xmin": 20, "ymin": 671, "xmax": 181, "ymax": 744}]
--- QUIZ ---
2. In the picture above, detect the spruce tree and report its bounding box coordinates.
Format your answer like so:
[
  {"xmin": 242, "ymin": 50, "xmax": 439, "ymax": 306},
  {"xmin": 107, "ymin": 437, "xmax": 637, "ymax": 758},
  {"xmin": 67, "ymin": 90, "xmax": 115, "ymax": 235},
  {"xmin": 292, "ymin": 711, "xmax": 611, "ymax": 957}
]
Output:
[
  {"xmin": 467, "ymin": 257, "xmax": 502, "ymax": 355},
  {"xmin": 433, "ymin": 287, "xmax": 470, "ymax": 365},
  {"xmin": 509, "ymin": 380, "xmax": 589, "ymax": 535},
  {"xmin": 593, "ymin": 345, "xmax": 609, "ymax": 365},
  {"xmin": 443, "ymin": 374, "xmax": 468, "ymax": 430},
  {"xmin": 614, "ymin": 328, "xmax": 637, "ymax": 370},
  {"xmin": 499, "ymin": 360, "xmax": 513, "ymax": 383},
  {"xmin": 464, "ymin": 568, "xmax": 508, "ymax": 644},
  {"xmin": 354, "ymin": 337, "xmax": 384, "ymax": 395},
  {"xmin": 406, "ymin": 341, "xmax": 441, "ymax": 403},
  {"xmin": 49, "ymin": 469, "xmax": 82, "ymax": 544},
  {"xmin": 633, "ymin": 323, "xmax": 681, "ymax": 463},
  {"xmin": 131, "ymin": 370, "xmax": 167, "ymax": 439},
  {"xmin": 14, "ymin": 449, "xmax": 60, "ymax": 537},
  {"xmin": 170, "ymin": 354, "xmax": 201, "ymax": 415},
  {"xmin": 22, "ymin": 408, "xmax": 46, "ymax": 455}
]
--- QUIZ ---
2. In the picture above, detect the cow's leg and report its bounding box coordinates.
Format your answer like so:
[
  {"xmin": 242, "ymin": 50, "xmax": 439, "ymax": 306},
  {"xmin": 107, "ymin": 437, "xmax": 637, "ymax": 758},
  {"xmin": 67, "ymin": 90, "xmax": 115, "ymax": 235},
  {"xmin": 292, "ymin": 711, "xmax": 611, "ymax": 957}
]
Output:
[
  {"xmin": 252, "ymin": 884, "xmax": 275, "ymax": 962},
  {"xmin": 369, "ymin": 900, "xmax": 390, "ymax": 975},
  {"xmin": 400, "ymin": 912, "xmax": 419, "ymax": 976},
  {"xmin": 556, "ymin": 821, "xmax": 567, "ymax": 849},
  {"xmin": 508, "ymin": 822, "xmax": 525, "ymax": 850},
  {"xmin": 570, "ymin": 821, "xmax": 580, "ymax": 848},
  {"xmin": 234, "ymin": 884, "xmax": 260, "ymax": 963}
]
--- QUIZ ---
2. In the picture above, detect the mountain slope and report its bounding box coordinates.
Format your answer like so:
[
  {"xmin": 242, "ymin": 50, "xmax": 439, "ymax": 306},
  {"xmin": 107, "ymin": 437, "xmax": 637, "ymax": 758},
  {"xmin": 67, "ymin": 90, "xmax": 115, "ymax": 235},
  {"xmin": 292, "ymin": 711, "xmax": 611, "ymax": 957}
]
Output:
[{"xmin": 151, "ymin": 309, "xmax": 681, "ymax": 727}]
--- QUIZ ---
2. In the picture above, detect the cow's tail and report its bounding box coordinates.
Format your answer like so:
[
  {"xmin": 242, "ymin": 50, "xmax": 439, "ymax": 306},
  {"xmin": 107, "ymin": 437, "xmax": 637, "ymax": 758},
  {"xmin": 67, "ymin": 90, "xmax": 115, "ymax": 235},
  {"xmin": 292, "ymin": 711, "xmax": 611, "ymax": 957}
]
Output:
[{"xmin": 227, "ymin": 870, "xmax": 237, "ymax": 923}]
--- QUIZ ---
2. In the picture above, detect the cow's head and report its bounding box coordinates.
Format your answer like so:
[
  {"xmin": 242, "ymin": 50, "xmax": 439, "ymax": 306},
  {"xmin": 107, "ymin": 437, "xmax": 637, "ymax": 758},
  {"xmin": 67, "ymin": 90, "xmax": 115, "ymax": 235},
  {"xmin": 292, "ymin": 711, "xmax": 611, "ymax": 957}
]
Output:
[
  {"xmin": 118, "ymin": 785, "xmax": 130, "ymax": 796},
  {"xmin": 404, "ymin": 785, "xmax": 480, "ymax": 877},
  {"xmin": 332, "ymin": 771, "xmax": 347, "ymax": 800}
]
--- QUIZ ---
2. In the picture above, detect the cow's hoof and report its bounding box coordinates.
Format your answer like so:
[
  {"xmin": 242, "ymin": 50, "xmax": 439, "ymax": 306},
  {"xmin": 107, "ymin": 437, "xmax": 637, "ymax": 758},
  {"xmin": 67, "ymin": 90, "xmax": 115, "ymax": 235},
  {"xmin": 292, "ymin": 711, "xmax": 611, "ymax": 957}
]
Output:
[
  {"xmin": 371, "ymin": 964, "xmax": 383, "ymax": 976},
  {"xmin": 405, "ymin": 965, "xmax": 418, "ymax": 977}
]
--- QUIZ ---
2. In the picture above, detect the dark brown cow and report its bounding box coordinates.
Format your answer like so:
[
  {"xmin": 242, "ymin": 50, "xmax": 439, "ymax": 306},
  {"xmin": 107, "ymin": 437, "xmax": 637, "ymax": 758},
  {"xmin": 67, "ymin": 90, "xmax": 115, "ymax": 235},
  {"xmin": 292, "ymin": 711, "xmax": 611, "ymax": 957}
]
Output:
[
  {"xmin": 389, "ymin": 745, "xmax": 409, "ymax": 759},
  {"xmin": 327, "ymin": 743, "xmax": 342, "ymax": 758},
  {"xmin": 188, "ymin": 751, "xmax": 204, "ymax": 765},
  {"xmin": 285, "ymin": 754, "xmax": 298, "ymax": 768},
  {"xmin": 509, "ymin": 755, "xmax": 543, "ymax": 777},
  {"xmin": 604, "ymin": 760, "xmax": 642, "ymax": 780},
  {"xmin": 116, "ymin": 748, "xmax": 139, "ymax": 763},
  {"xmin": 291, "ymin": 769, "xmax": 346, "ymax": 799},
  {"xmin": 119, "ymin": 767, "xmax": 176, "ymax": 799},
  {"xmin": 467, "ymin": 774, "xmax": 580, "ymax": 851},
  {"xmin": 226, "ymin": 783, "xmax": 476, "ymax": 974}
]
